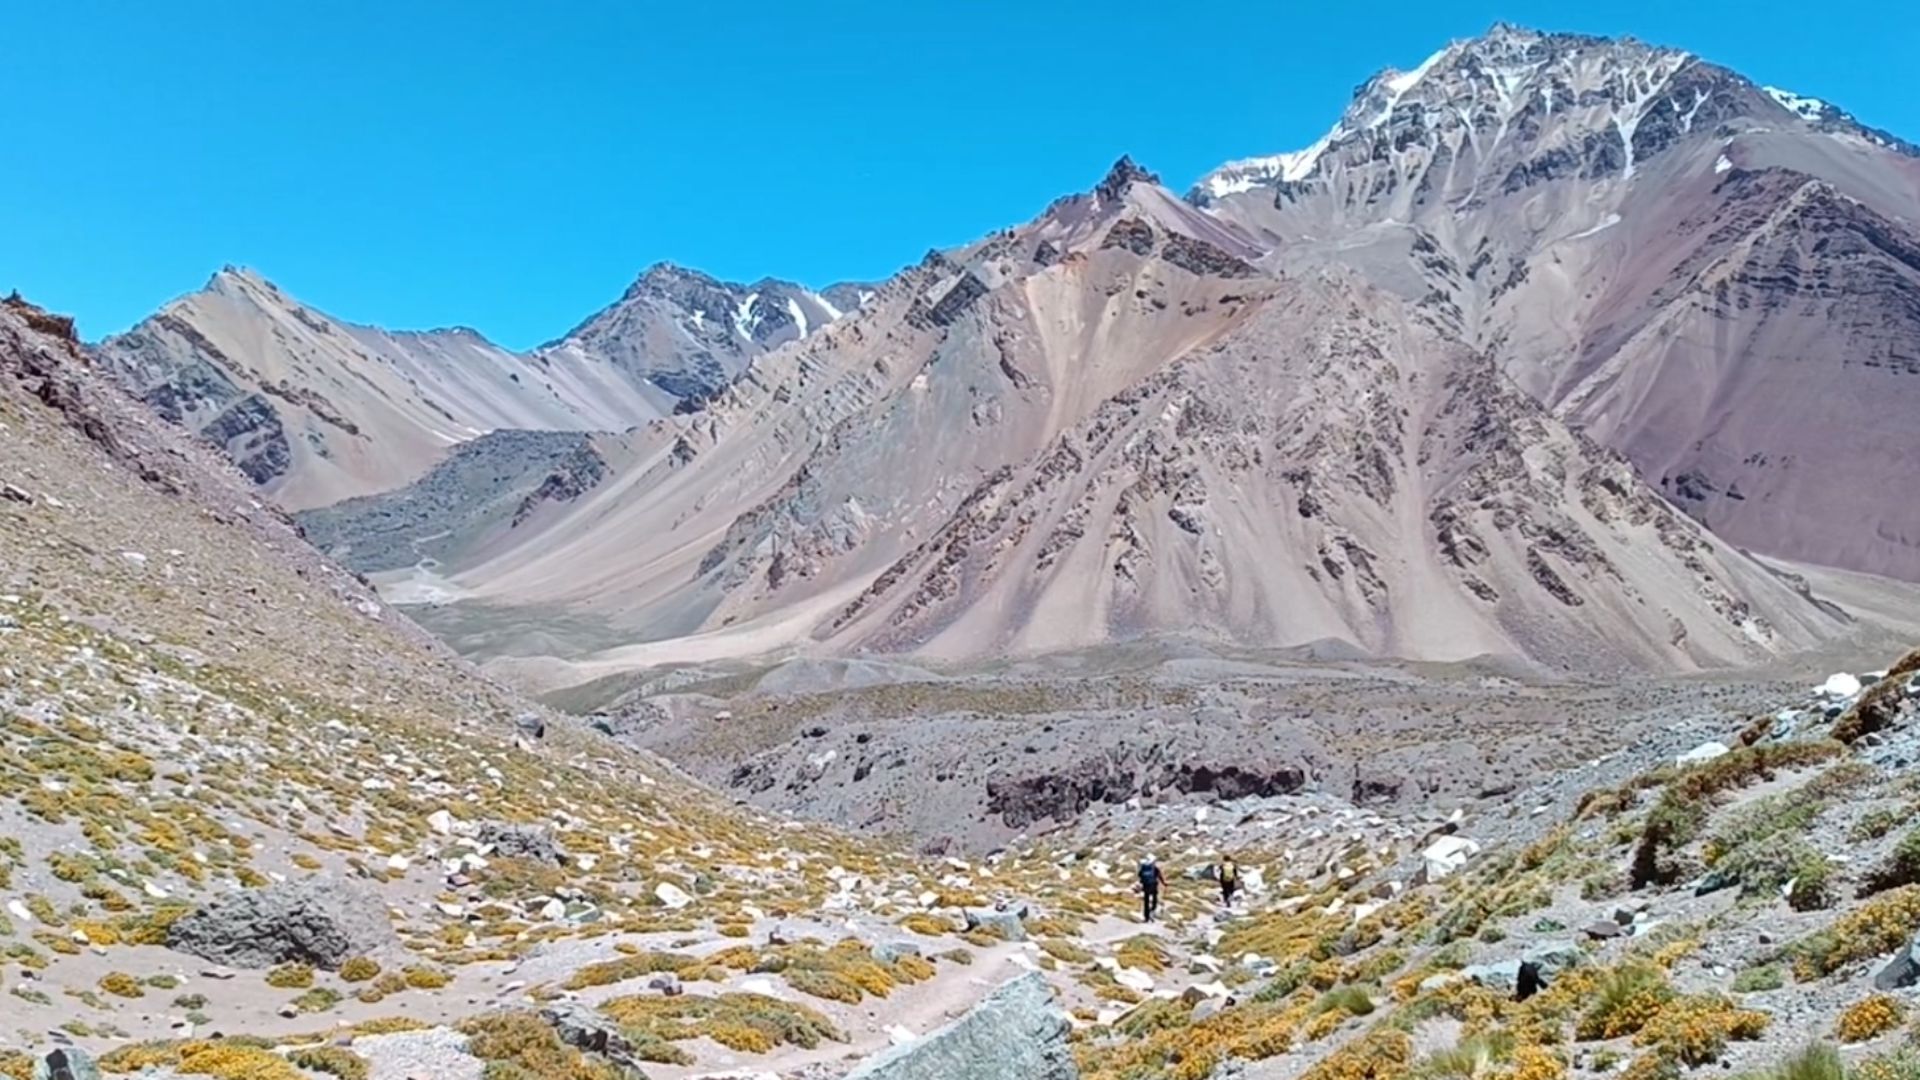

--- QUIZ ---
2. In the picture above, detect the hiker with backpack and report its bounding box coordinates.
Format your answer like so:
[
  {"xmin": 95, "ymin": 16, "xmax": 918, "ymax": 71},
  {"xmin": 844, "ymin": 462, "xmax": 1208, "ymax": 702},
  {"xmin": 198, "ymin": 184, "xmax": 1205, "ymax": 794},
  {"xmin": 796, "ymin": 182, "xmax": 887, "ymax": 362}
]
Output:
[
  {"xmin": 1138, "ymin": 855, "xmax": 1162, "ymax": 922},
  {"xmin": 1219, "ymin": 854, "xmax": 1240, "ymax": 908}
]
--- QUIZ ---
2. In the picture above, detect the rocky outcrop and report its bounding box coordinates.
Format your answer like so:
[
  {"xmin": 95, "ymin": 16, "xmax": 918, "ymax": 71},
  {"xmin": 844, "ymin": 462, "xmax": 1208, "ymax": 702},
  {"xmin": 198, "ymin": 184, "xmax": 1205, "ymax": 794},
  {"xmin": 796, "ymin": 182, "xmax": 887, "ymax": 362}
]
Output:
[
  {"xmin": 294, "ymin": 430, "xmax": 608, "ymax": 574},
  {"xmin": 842, "ymin": 972, "xmax": 1076, "ymax": 1080},
  {"xmin": 165, "ymin": 878, "xmax": 395, "ymax": 969},
  {"xmin": 538, "ymin": 1001, "xmax": 651, "ymax": 1074},
  {"xmin": 476, "ymin": 822, "xmax": 565, "ymax": 864},
  {"xmin": 985, "ymin": 753, "xmax": 1308, "ymax": 829}
]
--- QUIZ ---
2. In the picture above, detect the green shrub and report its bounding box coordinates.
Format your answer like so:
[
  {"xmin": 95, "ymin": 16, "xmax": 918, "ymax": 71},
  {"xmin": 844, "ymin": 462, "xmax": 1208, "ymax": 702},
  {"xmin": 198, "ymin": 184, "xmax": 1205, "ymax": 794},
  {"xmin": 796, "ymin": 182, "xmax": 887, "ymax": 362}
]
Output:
[{"xmin": 1731, "ymin": 965, "xmax": 1782, "ymax": 993}]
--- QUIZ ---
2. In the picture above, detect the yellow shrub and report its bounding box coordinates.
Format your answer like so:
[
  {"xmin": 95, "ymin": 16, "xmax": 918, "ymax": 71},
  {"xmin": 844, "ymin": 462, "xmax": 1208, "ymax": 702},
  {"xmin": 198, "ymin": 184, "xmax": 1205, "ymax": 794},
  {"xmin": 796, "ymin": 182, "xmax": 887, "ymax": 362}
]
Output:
[
  {"xmin": 1303, "ymin": 1008, "xmax": 1344, "ymax": 1040},
  {"xmin": 1509, "ymin": 1046, "xmax": 1567, "ymax": 1080},
  {"xmin": 403, "ymin": 966, "xmax": 451, "ymax": 989},
  {"xmin": 99, "ymin": 971, "xmax": 144, "ymax": 998},
  {"xmin": 174, "ymin": 1041, "xmax": 306, "ymax": 1080},
  {"xmin": 899, "ymin": 913, "xmax": 951, "ymax": 936},
  {"xmin": 1838, "ymin": 994, "xmax": 1906, "ymax": 1043},
  {"xmin": 96, "ymin": 1040, "xmax": 184, "ymax": 1071},
  {"xmin": 338, "ymin": 957, "xmax": 381, "ymax": 983},
  {"xmin": 1632, "ymin": 994, "xmax": 1768, "ymax": 1066},
  {"xmin": 353, "ymin": 1017, "xmax": 428, "ymax": 1035},
  {"xmin": 1299, "ymin": 1029, "xmax": 1411, "ymax": 1080},
  {"xmin": 1793, "ymin": 886, "xmax": 1920, "ymax": 980},
  {"xmin": 705, "ymin": 1022, "xmax": 776, "ymax": 1054},
  {"xmin": 894, "ymin": 954, "xmax": 936, "ymax": 982},
  {"xmin": 265, "ymin": 962, "xmax": 313, "ymax": 989}
]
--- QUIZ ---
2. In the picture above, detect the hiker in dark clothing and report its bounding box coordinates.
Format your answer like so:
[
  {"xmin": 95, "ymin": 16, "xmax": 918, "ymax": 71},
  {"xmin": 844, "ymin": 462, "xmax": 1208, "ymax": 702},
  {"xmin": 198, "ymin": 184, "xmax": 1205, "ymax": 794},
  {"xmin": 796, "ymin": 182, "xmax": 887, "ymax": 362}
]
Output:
[
  {"xmin": 1219, "ymin": 855, "xmax": 1240, "ymax": 908},
  {"xmin": 1138, "ymin": 855, "xmax": 1162, "ymax": 922}
]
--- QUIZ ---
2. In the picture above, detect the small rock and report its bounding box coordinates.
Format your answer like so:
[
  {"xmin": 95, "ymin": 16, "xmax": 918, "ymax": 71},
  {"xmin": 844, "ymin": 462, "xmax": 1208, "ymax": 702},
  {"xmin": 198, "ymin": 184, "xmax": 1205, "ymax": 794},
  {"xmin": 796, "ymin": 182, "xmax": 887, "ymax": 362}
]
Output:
[
  {"xmin": 1821, "ymin": 672, "xmax": 1863, "ymax": 699},
  {"xmin": 654, "ymin": 882, "xmax": 693, "ymax": 909},
  {"xmin": 428, "ymin": 810, "xmax": 454, "ymax": 835},
  {"xmin": 1676, "ymin": 741, "xmax": 1730, "ymax": 766},
  {"xmin": 1421, "ymin": 835, "xmax": 1481, "ymax": 881},
  {"xmin": 963, "ymin": 905, "xmax": 1028, "ymax": 942},
  {"xmin": 1, "ymin": 483, "xmax": 32, "ymax": 505},
  {"xmin": 1582, "ymin": 921, "xmax": 1624, "ymax": 940},
  {"xmin": 874, "ymin": 941, "xmax": 923, "ymax": 965}
]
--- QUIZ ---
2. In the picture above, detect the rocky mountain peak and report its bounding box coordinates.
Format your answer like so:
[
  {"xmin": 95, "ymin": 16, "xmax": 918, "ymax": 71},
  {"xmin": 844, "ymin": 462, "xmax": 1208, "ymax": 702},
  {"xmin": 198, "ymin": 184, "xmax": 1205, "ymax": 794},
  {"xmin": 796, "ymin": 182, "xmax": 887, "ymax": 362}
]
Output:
[
  {"xmin": 1191, "ymin": 25, "xmax": 1912, "ymax": 206},
  {"xmin": 1095, "ymin": 155, "xmax": 1161, "ymax": 202}
]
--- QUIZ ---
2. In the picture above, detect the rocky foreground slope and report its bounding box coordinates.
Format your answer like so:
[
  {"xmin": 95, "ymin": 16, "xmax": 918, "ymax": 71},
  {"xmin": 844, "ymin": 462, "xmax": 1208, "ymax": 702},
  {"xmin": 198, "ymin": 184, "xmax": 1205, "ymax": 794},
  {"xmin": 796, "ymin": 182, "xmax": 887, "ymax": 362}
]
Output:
[{"xmin": 10, "ymin": 291, "xmax": 1920, "ymax": 1080}]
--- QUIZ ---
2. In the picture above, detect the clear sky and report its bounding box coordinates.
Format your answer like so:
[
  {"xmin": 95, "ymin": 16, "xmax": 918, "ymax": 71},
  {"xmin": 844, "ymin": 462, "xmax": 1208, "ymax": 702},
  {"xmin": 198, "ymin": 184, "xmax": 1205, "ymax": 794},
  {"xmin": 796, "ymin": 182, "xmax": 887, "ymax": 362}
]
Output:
[{"xmin": 4, "ymin": 0, "xmax": 1912, "ymax": 348}]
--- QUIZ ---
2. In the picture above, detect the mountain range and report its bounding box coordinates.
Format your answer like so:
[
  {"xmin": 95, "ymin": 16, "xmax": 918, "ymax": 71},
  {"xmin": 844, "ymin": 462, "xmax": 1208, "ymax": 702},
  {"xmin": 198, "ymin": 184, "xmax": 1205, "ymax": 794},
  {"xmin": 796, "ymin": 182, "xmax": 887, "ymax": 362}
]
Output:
[{"xmin": 78, "ymin": 23, "xmax": 1920, "ymax": 686}]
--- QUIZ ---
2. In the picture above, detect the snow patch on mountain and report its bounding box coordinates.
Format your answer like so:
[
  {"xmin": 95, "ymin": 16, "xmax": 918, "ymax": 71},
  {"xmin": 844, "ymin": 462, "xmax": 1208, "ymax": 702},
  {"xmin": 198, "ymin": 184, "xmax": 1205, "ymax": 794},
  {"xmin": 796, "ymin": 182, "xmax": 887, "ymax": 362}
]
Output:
[{"xmin": 1764, "ymin": 86, "xmax": 1829, "ymax": 120}]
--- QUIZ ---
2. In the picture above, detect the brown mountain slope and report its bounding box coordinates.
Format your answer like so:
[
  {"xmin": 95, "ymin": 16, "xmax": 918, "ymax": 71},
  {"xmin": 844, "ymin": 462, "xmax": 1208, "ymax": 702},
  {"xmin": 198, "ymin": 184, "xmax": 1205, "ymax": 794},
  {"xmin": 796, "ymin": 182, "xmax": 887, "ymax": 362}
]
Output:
[
  {"xmin": 355, "ymin": 162, "xmax": 1850, "ymax": 686},
  {"xmin": 93, "ymin": 268, "xmax": 669, "ymax": 509}
]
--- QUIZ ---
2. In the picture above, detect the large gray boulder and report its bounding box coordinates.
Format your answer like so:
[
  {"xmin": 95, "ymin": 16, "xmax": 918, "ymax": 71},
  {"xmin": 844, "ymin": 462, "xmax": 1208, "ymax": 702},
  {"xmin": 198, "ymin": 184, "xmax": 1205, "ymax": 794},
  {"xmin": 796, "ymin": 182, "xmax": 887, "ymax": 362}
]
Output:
[
  {"xmin": 1464, "ymin": 941, "xmax": 1585, "ymax": 996},
  {"xmin": 165, "ymin": 877, "xmax": 395, "ymax": 969},
  {"xmin": 539, "ymin": 1001, "xmax": 647, "ymax": 1073},
  {"xmin": 843, "ymin": 972, "xmax": 1075, "ymax": 1080},
  {"xmin": 1876, "ymin": 931, "xmax": 1920, "ymax": 991},
  {"xmin": 36, "ymin": 1048, "xmax": 100, "ymax": 1080}
]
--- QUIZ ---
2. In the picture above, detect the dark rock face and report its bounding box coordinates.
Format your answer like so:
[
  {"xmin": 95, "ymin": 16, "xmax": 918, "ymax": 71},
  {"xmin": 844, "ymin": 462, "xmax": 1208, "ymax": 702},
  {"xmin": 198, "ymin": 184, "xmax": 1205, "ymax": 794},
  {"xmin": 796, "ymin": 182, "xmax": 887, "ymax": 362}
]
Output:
[
  {"xmin": 985, "ymin": 753, "xmax": 1307, "ymax": 829},
  {"xmin": 165, "ymin": 878, "xmax": 395, "ymax": 969},
  {"xmin": 538, "ymin": 1001, "xmax": 649, "ymax": 1073},
  {"xmin": 294, "ymin": 430, "xmax": 605, "ymax": 574},
  {"xmin": 199, "ymin": 394, "xmax": 292, "ymax": 485},
  {"xmin": 1095, "ymin": 155, "xmax": 1160, "ymax": 203},
  {"xmin": 842, "ymin": 972, "xmax": 1077, "ymax": 1080},
  {"xmin": 1161, "ymin": 234, "xmax": 1257, "ymax": 278},
  {"xmin": 906, "ymin": 271, "xmax": 990, "ymax": 330},
  {"xmin": 1102, "ymin": 217, "xmax": 1157, "ymax": 256}
]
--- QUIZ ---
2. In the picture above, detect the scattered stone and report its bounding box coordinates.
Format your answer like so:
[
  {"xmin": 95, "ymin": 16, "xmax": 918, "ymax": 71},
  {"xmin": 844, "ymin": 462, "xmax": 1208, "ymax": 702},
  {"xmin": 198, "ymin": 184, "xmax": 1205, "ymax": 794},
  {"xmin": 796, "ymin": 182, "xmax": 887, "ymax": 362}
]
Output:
[
  {"xmin": 1582, "ymin": 921, "xmax": 1625, "ymax": 940},
  {"xmin": 654, "ymin": 882, "xmax": 693, "ymax": 909},
  {"xmin": 647, "ymin": 973, "xmax": 682, "ymax": 996},
  {"xmin": 1114, "ymin": 967, "xmax": 1154, "ymax": 993},
  {"xmin": 514, "ymin": 712, "xmax": 546, "ymax": 739},
  {"xmin": 1421, "ymin": 835, "xmax": 1481, "ymax": 881},
  {"xmin": 1821, "ymin": 673, "xmax": 1863, "ymax": 698},
  {"xmin": 874, "ymin": 940, "xmax": 924, "ymax": 965},
  {"xmin": 1675, "ymin": 741, "xmax": 1730, "ymax": 766},
  {"xmin": 1, "ymin": 483, "xmax": 32, "ymax": 505},
  {"xmin": 428, "ymin": 810, "xmax": 454, "ymax": 835},
  {"xmin": 165, "ymin": 877, "xmax": 396, "ymax": 969},
  {"xmin": 962, "ymin": 904, "xmax": 1028, "ymax": 942},
  {"xmin": 841, "ymin": 972, "xmax": 1076, "ymax": 1080}
]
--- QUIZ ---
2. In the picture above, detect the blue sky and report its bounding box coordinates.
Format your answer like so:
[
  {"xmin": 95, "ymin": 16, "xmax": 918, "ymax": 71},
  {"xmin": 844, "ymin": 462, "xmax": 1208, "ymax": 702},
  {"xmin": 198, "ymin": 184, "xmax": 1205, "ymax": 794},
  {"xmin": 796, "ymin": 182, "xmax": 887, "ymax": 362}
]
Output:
[{"xmin": 3, "ymin": 0, "xmax": 1912, "ymax": 348}]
